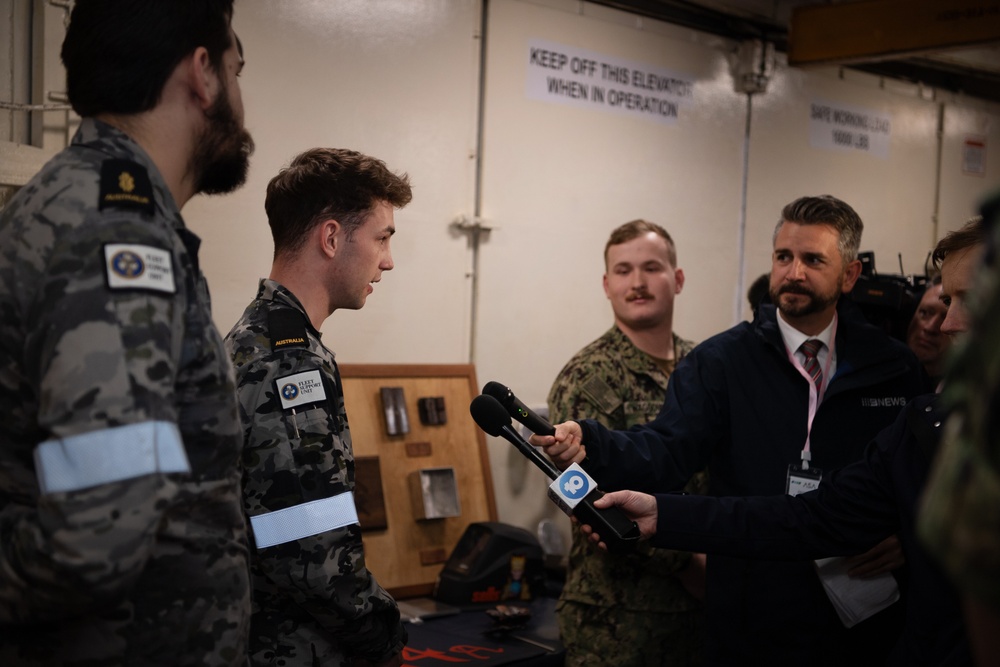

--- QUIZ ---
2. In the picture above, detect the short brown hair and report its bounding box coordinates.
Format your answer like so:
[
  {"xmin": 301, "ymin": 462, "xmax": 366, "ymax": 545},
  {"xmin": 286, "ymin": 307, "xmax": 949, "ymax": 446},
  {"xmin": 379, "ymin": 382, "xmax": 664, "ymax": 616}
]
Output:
[
  {"xmin": 604, "ymin": 219, "xmax": 677, "ymax": 268},
  {"xmin": 265, "ymin": 148, "xmax": 412, "ymax": 258},
  {"xmin": 773, "ymin": 195, "xmax": 863, "ymax": 264},
  {"xmin": 932, "ymin": 216, "xmax": 986, "ymax": 268}
]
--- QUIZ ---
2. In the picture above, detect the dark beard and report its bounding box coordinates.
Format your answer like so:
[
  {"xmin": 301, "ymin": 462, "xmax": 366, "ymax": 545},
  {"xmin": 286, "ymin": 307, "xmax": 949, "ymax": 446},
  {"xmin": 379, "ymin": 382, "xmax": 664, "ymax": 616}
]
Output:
[
  {"xmin": 770, "ymin": 282, "xmax": 840, "ymax": 318},
  {"xmin": 192, "ymin": 83, "xmax": 254, "ymax": 196}
]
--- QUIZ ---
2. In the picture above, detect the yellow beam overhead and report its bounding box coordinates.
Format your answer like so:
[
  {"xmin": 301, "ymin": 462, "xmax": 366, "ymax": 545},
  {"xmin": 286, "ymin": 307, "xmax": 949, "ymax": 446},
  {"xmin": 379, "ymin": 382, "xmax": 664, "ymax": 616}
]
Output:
[{"xmin": 789, "ymin": 0, "xmax": 1000, "ymax": 66}]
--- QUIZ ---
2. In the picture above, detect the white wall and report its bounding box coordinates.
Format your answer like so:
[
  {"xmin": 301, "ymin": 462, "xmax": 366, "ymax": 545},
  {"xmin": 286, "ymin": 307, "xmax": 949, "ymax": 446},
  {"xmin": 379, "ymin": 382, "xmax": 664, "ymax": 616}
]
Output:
[
  {"xmin": 940, "ymin": 103, "xmax": 1000, "ymax": 231},
  {"xmin": 185, "ymin": 0, "xmax": 483, "ymax": 364}
]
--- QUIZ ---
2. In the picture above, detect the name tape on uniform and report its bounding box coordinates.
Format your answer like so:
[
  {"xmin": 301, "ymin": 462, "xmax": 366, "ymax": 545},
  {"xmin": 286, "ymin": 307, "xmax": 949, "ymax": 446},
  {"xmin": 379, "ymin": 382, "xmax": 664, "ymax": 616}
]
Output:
[
  {"xmin": 104, "ymin": 243, "xmax": 176, "ymax": 294},
  {"xmin": 277, "ymin": 369, "xmax": 327, "ymax": 410}
]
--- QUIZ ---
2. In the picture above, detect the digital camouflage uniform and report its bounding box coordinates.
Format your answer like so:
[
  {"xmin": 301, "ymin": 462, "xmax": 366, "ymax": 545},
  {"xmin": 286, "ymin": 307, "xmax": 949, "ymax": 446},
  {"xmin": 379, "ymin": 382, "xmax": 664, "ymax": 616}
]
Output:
[
  {"xmin": 0, "ymin": 118, "xmax": 251, "ymax": 666},
  {"xmin": 225, "ymin": 279, "xmax": 405, "ymax": 666},
  {"xmin": 920, "ymin": 194, "xmax": 1000, "ymax": 612},
  {"xmin": 548, "ymin": 326, "xmax": 707, "ymax": 667}
]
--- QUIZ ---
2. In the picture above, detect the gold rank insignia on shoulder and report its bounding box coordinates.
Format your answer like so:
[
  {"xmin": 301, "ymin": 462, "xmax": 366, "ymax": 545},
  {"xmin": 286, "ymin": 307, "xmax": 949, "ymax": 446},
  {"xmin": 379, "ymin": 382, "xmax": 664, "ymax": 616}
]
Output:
[{"xmin": 99, "ymin": 159, "xmax": 154, "ymax": 215}]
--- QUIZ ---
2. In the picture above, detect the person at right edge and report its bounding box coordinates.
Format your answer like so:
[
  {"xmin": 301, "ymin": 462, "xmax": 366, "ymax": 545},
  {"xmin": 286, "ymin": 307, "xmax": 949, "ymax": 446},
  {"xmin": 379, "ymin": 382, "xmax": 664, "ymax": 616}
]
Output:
[
  {"xmin": 534, "ymin": 195, "xmax": 924, "ymax": 666},
  {"xmin": 548, "ymin": 220, "xmax": 707, "ymax": 666},
  {"xmin": 226, "ymin": 148, "xmax": 412, "ymax": 666},
  {"xmin": 920, "ymin": 192, "xmax": 1000, "ymax": 667}
]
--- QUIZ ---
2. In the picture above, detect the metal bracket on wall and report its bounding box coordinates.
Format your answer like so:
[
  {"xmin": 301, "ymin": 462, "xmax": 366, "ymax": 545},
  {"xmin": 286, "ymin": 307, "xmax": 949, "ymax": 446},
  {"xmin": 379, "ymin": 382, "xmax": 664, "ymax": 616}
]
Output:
[
  {"xmin": 450, "ymin": 215, "xmax": 496, "ymax": 363},
  {"xmin": 450, "ymin": 214, "xmax": 496, "ymax": 234}
]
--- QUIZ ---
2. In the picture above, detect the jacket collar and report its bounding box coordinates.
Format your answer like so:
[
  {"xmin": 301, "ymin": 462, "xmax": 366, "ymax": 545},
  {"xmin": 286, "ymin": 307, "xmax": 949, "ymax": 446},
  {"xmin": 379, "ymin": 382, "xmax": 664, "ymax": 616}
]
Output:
[
  {"xmin": 755, "ymin": 299, "xmax": 912, "ymax": 388},
  {"xmin": 256, "ymin": 278, "xmax": 322, "ymax": 339}
]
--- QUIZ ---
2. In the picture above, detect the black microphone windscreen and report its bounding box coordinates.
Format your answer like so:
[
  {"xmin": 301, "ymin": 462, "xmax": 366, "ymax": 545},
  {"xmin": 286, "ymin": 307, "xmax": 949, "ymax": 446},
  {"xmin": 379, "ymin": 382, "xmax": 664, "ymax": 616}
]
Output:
[
  {"xmin": 481, "ymin": 381, "xmax": 513, "ymax": 409},
  {"xmin": 469, "ymin": 394, "xmax": 513, "ymax": 437}
]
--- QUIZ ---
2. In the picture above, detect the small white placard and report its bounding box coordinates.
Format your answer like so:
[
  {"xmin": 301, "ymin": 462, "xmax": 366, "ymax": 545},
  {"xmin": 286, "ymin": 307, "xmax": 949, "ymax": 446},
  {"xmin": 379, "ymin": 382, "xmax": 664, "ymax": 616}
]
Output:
[
  {"xmin": 526, "ymin": 38, "xmax": 695, "ymax": 125},
  {"xmin": 962, "ymin": 136, "xmax": 986, "ymax": 176},
  {"xmin": 276, "ymin": 370, "xmax": 327, "ymax": 410},
  {"xmin": 104, "ymin": 243, "xmax": 176, "ymax": 293},
  {"xmin": 809, "ymin": 100, "xmax": 892, "ymax": 160}
]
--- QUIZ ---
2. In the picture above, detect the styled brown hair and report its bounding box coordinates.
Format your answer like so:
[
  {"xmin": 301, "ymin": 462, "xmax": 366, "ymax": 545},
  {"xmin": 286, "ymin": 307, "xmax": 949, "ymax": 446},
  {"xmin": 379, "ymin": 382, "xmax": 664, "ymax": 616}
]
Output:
[
  {"xmin": 265, "ymin": 148, "xmax": 412, "ymax": 258},
  {"xmin": 932, "ymin": 217, "xmax": 986, "ymax": 268}
]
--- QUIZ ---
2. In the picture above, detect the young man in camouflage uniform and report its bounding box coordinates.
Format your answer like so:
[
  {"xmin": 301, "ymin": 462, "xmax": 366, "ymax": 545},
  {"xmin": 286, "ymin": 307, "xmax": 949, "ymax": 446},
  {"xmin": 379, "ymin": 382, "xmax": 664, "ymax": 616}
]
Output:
[
  {"xmin": 0, "ymin": 1, "xmax": 254, "ymax": 664},
  {"xmin": 920, "ymin": 194, "xmax": 1000, "ymax": 665},
  {"xmin": 226, "ymin": 148, "xmax": 411, "ymax": 667},
  {"xmin": 548, "ymin": 220, "xmax": 707, "ymax": 666}
]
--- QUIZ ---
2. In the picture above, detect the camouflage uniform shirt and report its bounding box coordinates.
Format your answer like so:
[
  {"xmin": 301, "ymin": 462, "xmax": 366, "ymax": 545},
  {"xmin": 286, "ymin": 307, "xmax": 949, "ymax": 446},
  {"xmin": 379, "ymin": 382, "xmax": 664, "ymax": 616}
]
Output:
[
  {"xmin": 225, "ymin": 279, "xmax": 405, "ymax": 666},
  {"xmin": 920, "ymin": 194, "xmax": 1000, "ymax": 611},
  {"xmin": 0, "ymin": 118, "xmax": 251, "ymax": 666},
  {"xmin": 548, "ymin": 326, "xmax": 707, "ymax": 663}
]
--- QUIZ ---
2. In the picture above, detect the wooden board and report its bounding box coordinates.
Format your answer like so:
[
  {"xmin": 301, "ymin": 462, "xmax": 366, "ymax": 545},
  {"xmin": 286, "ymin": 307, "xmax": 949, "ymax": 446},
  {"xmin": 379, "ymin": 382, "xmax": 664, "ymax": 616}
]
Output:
[
  {"xmin": 789, "ymin": 0, "xmax": 1000, "ymax": 66},
  {"xmin": 341, "ymin": 364, "xmax": 497, "ymax": 598}
]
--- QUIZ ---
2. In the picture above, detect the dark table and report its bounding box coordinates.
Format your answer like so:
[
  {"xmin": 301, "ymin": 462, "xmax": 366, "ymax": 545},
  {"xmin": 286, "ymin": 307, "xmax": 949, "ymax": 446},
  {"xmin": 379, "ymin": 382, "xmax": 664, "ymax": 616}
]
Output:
[{"xmin": 401, "ymin": 596, "xmax": 564, "ymax": 666}]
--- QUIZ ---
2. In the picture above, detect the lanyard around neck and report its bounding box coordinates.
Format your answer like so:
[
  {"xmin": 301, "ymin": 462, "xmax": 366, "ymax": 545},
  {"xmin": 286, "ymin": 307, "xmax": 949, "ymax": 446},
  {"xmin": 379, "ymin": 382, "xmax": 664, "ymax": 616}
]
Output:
[{"xmin": 783, "ymin": 315, "xmax": 837, "ymax": 469}]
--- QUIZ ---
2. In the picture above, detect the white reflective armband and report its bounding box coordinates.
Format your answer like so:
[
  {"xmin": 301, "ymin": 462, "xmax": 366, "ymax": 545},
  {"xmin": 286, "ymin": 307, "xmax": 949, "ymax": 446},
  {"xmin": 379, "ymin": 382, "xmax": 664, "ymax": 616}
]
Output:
[
  {"xmin": 35, "ymin": 421, "xmax": 190, "ymax": 494},
  {"xmin": 250, "ymin": 493, "xmax": 359, "ymax": 549}
]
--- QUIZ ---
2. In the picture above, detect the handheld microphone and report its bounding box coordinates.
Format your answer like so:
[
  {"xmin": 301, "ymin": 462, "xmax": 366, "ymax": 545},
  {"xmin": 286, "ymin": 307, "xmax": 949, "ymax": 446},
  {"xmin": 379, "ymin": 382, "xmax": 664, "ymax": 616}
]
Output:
[
  {"xmin": 482, "ymin": 381, "xmax": 555, "ymax": 436},
  {"xmin": 470, "ymin": 394, "xmax": 640, "ymax": 554}
]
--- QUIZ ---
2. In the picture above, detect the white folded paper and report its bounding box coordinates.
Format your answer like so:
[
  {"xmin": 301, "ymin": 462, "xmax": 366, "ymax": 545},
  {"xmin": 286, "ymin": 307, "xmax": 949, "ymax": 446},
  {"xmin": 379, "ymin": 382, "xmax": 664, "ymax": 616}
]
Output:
[{"xmin": 814, "ymin": 556, "xmax": 900, "ymax": 628}]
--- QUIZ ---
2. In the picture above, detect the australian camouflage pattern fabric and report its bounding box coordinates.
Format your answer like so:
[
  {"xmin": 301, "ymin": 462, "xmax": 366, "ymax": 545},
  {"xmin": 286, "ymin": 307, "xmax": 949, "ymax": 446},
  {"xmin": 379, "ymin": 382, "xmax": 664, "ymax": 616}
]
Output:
[
  {"xmin": 225, "ymin": 279, "xmax": 405, "ymax": 666},
  {"xmin": 920, "ymin": 193, "xmax": 1000, "ymax": 612},
  {"xmin": 549, "ymin": 326, "xmax": 707, "ymax": 666},
  {"xmin": 0, "ymin": 118, "xmax": 251, "ymax": 665}
]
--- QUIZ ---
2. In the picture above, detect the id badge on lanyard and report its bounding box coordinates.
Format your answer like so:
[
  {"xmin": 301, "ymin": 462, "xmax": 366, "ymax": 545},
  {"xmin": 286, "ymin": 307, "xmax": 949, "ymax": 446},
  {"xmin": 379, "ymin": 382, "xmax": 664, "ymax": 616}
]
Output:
[{"xmin": 786, "ymin": 463, "xmax": 822, "ymax": 496}]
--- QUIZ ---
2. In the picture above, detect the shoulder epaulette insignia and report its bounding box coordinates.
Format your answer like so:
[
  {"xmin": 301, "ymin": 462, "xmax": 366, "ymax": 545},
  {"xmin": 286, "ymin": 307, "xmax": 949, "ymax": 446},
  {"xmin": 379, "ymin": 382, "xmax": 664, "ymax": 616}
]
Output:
[
  {"xmin": 268, "ymin": 308, "xmax": 310, "ymax": 351},
  {"xmin": 99, "ymin": 159, "xmax": 154, "ymax": 215},
  {"xmin": 581, "ymin": 375, "xmax": 622, "ymax": 415}
]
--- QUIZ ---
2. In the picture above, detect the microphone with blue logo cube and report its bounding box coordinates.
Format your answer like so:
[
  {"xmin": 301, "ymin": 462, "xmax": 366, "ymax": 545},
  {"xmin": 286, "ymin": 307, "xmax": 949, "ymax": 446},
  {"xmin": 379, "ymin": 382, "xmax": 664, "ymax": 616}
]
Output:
[{"xmin": 470, "ymin": 393, "xmax": 640, "ymax": 554}]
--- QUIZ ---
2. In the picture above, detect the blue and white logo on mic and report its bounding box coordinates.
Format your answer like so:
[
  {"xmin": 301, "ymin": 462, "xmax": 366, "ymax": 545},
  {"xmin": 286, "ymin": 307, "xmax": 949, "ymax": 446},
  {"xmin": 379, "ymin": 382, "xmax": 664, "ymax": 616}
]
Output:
[
  {"xmin": 561, "ymin": 471, "xmax": 589, "ymax": 500},
  {"xmin": 548, "ymin": 463, "xmax": 597, "ymax": 511}
]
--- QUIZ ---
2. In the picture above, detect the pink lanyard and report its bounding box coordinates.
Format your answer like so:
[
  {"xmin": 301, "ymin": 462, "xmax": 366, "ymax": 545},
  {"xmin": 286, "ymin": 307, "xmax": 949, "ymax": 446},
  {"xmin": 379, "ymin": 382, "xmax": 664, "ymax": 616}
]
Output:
[{"xmin": 784, "ymin": 316, "xmax": 837, "ymax": 470}]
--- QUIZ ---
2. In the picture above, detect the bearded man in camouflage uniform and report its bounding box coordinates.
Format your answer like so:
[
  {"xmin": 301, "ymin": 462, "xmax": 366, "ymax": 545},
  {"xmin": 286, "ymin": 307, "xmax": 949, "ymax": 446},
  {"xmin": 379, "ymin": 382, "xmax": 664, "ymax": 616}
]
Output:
[
  {"xmin": 548, "ymin": 220, "xmax": 708, "ymax": 666},
  {"xmin": 226, "ymin": 148, "xmax": 411, "ymax": 667},
  {"xmin": 0, "ymin": 1, "xmax": 254, "ymax": 664}
]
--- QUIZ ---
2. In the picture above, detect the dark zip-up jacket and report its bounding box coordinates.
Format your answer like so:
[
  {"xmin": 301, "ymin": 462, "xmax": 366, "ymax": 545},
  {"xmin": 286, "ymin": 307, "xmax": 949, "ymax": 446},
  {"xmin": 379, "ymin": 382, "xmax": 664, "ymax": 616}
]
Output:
[
  {"xmin": 578, "ymin": 300, "xmax": 924, "ymax": 665},
  {"xmin": 648, "ymin": 394, "xmax": 970, "ymax": 666}
]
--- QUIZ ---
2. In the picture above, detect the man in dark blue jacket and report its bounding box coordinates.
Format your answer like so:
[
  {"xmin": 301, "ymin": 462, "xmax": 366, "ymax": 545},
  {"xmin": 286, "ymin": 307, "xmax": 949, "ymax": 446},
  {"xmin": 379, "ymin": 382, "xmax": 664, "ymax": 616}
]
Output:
[
  {"xmin": 536, "ymin": 195, "xmax": 924, "ymax": 665},
  {"xmin": 584, "ymin": 218, "xmax": 986, "ymax": 666}
]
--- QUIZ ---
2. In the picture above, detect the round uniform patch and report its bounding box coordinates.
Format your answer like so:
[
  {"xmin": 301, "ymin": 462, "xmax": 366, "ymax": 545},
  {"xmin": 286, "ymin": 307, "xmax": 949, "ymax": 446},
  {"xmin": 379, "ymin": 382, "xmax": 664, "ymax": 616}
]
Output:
[
  {"xmin": 281, "ymin": 383, "xmax": 299, "ymax": 400},
  {"xmin": 110, "ymin": 250, "xmax": 145, "ymax": 278}
]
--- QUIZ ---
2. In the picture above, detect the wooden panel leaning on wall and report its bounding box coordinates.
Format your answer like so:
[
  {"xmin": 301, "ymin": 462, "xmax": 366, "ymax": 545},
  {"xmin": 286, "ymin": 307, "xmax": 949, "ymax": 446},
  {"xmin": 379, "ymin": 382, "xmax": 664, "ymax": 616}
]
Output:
[{"xmin": 340, "ymin": 364, "xmax": 498, "ymax": 599}]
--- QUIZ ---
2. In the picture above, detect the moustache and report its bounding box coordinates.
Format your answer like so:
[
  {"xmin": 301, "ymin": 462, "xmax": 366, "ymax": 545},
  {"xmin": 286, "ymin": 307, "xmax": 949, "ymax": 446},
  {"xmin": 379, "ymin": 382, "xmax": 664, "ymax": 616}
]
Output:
[
  {"xmin": 778, "ymin": 284, "xmax": 814, "ymax": 296},
  {"xmin": 627, "ymin": 291, "xmax": 654, "ymax": 302}
]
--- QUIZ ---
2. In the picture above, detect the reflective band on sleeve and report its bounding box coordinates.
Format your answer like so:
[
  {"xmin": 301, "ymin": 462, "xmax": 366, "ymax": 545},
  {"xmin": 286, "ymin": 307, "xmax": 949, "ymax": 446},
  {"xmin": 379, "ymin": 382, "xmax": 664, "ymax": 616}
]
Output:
[
  {"xmin": 34, "ymin": 421, "xmax": 191, "ymax": 494},
  {"xmin": 250, "ymin": 492, "xmax": 359, "ymax": 549}
]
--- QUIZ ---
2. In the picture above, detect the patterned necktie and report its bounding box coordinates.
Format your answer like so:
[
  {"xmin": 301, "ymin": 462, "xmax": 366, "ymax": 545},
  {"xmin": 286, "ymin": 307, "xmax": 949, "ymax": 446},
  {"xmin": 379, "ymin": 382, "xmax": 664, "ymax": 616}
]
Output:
[{"xmin": 800, "ymin": 339, "xmax": 824, "ymax": 391}]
